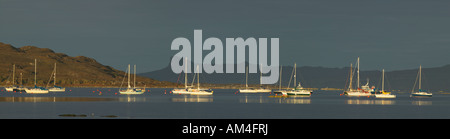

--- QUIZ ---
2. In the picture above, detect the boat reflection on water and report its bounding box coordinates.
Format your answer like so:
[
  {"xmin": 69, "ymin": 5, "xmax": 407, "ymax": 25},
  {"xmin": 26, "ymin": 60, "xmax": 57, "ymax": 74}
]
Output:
[
  {"xmin": 118, "ymin": 96, "xmax": 148, "ymax": 102},
  {"xmin": 412, "ymin": 100, "xmax": 432, "ymax": 106},
  {"xmin": 275, "ymin": 97, "xmax": 311, "ymax": 104},
  {"xmin": 171, "ymin": 95, "xmax": 213, "ymax": 103},
  {"xmin": 0, "ymin": 97, "xmax": 118, "ymax": 102},
  {"xmin": 240, "ymin": 96, "xmax": 269, "ymax": 103},
  {"xmin": 346, "ymin": 99, "xmax": 396, "ymax": 105},
  {"xmin": 240, "ymin": 96, "xmax": 311, "ymax": 104}
]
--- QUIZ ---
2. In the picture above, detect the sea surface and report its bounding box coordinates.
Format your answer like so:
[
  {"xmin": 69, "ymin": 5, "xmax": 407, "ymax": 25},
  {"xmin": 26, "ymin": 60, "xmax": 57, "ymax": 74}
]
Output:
[{"xmin": 0, "ymin": 88, "xmax": 449, "ymax": 119}]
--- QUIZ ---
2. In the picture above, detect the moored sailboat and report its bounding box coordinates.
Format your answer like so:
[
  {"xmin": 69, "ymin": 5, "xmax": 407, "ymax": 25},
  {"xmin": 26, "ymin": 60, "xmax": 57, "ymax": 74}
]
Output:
[
  {"xmin": 187, "ymin": 65, "xmax": 213, "ymax": 95},
  {"xmin": 411, "ymin": 65, "xmax": 432, "ymax": 97},
  {"xmin": 4, "ymin": 64, "xmax": 17, "ymax": 92},
  {"xmin": 25, "ymin": 59, "xmax": 49, "ymax": 94},
  {"xmin": 48, "ymin": 63, "xmax": 65, "ymax": 92},
  {"xmin": 119, "ymin": 64, "xmax": 145, "ymax": 95},
  {"xmin": 375, "ymin": 69, "xmax": 396, "ymax": 98},
  {"xmin": 239, "ymin": 65, "xmax": 271, "ymax": 93},
  {"xmin": 172, "ymin": 58, "xmax": 195, "ymax": 94},
  {"xmin": 274, "ymin": 63, "xmax": 312, "ymax": 96},
  {"xmin": 344, "ymin": 57, "xmax": 372, "ymax": 97},
  {"xmin": 13, "ymin": 73, "xmax": 26, "ymax": 92}
]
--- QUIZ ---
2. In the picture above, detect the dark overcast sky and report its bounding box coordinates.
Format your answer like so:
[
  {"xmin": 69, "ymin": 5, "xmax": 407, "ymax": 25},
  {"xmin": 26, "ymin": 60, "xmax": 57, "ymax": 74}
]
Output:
[{"xmin": 1, "ymin": 0, "xmax": 450, "ymax": 72}]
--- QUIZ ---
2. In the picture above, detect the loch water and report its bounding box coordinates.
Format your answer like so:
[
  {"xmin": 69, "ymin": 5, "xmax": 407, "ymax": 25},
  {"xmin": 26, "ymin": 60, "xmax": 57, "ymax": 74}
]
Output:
[{"xmin": 0, "ymin": 88, "xmax": 448, "ymax": 119}]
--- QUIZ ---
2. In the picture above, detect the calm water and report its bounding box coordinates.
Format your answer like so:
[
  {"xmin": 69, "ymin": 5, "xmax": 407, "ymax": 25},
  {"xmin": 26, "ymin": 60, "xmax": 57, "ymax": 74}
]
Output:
[{"xmin": 0, "ymin": 88, "xmax": 449, "ymax": 119}]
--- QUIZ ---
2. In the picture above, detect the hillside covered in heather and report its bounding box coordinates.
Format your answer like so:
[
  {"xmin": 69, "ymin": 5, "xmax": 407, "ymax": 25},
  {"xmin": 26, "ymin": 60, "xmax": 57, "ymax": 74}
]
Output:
[{"xmin": 0, "ymin": 42, "xmax": 176, "ymax": 88}]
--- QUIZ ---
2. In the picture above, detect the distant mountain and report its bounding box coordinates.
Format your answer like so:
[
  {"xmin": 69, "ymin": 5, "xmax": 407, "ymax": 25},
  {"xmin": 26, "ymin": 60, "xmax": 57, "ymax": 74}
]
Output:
[
  {"xmin": 139, "ymin": 58, "xmax": 450, "ymax": 92},
  {"xmin": 0, "ymin": 42, "xmax": 176, "ymax": 87}
]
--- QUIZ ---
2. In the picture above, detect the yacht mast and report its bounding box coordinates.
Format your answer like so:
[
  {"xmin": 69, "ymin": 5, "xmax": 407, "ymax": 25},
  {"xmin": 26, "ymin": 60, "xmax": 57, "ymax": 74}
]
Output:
[
  {"xmin": 419, "ymin": 65, "xmax": 422, "ymax": 90},
  {"xmin": 54, "ymin": 63, "xmax": 57, "ymax": 86},
  {"xmin": 260, "ymin": 64, "xmax": 262, "ymax": 87},
  {"xmin": 11, "ymin": 64, "xmax": 15, "ymax": 86},
  {"xmin": 246, "ymin": 66, "xmax": 248, "ymax": 89},
  {"xmin": 185, "ymin": 57, "xmax": 188, "ymax": 88},
  {"xmin": 34, "ymin": 59, "xmax": 37, "ymax": 86},
  {"xmin": 20, "ymin": 73, "xmax": 23, "ymax": 87},
  {"xmin": 382, "ymin": 69, "xmax": 385, "ymax": 92},
  {"xmin": 294, "ymin": 63, "xmax": 297, "ymax": 88},
  {"xmin": 279, "ymin": 66, "xmax": 282, "ymax": 90},
  {"xmin": 357, "ymin": 57, "xmax": 360, "ymax": 89},
  {"xmin": 127, "ymin": 64, "xmax": 131, "ymax": 88},
  {"xmin": 349, "ymin": 63, "xmax": 353, "ymax": 91},
  {"xmin": 197, "ymin": 65, "xmax": 200, "ymax": 90}
]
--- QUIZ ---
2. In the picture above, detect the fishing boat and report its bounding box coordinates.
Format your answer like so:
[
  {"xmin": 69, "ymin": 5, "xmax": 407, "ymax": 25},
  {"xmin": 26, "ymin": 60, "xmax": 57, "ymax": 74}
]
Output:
[
  {"xmin": 119, "ymin": 64, "xmax": 145, "ymax": 95},
  {"xmin": 48, "ymin": 63, "xmax": 65, "ymax": 92},
  {"xmin": 344, "ymin": 57, "xmax": 372, "ymax": 97},
  {"xmin": 274, "ymin": 63, "xmax": 312, "ymax": 96},
  {"xmin": 25, "ymin": 59, "xmax": 49, "ymax": 94},
  {"xmin": 239, "ymin": 65, "xmax": 271, "ymax": 93},
  {"xmin": 411, "ymin": 65, "xmax": 432, "ymax": 97},
  {"xmin": 4, "ymin": 64, "xmax": 17, "ymax": 92},
  {"xmin": 375, "ymin": 69, "xmax": 396, "ymax": 98}
]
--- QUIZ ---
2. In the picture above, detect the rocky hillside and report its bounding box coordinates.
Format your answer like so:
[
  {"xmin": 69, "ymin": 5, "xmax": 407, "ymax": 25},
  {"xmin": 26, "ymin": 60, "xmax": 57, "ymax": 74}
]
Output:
[{"xmin": 0, "ymin": 42, "xmax": 176, "ymax": 87}]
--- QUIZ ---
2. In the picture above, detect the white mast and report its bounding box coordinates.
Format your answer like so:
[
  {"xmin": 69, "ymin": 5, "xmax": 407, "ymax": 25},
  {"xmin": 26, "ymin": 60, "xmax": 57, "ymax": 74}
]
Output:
[
  {"xmin": 357, "ymin": 57, "xmax": 360, "ymax": 89},
  {"xmin": 294, "ymin": 63, "xmax": 297, "ymax": 88},
  {"xmin": 185, "ymin": 57, "xmax": 188, "ymax": 88},
  {"xmin": 12, "ymin": 64, "xmax": 15, "ymax": 86},
  {"xmin": 382, "ymin": 69, "xmax": 385, "ymax": 92},
  {"xmin": 134, "ymin": 64, "xmax": 136, "ymax": 88},
  {"xmin": 279, "ymin": 65, "xmax": 282, "ymax": 90},
  {"xmin": 419, "ymin": 65, "xmax": 422, "ymax": 90},
  {"xmin": 349, "ymin": 63, "xmax": 353, "ymax": 91},
  {"xmin": 127, "ymin": 64, "xmax": 131, "ymax": 88},
  {"xmin": 260, "ymin": 64, "xmax": 262, "ymax": 87},
  {"xmin": 246, "ymin": 66, "xmax": 248, "ymax": 89},
  {"xmin": 197, "ymin": 65, "xmax": 200, "ymax": 89},
  {"xmin": 20, "ymin": 73, "xmax": 23, "ymax": 87},
  {"xmin": 34, "ymin": 59, "xmax": 37, "ymax": 86},
  {"xmin": 54, "ymin": 63, "xmax": 57, "ymax": 86}
]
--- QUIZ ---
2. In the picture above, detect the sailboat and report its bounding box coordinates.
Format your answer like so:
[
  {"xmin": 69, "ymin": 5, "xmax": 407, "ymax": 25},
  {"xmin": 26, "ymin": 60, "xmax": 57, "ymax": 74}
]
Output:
[
  {"xmin": 13, "ymin": 73, "xmax": 26, "ymax": 92},
  {"xmin": 119, "ymin": 64, "xmax": 145, "ymax": 95},
  {"xmin": 25, "ymin": 59, "xmax": 49, "ymax": 94},
  {"xmin": 239, "ymin": 65, "xmax": 272, "ymax": 93},
  {"xmin": 344, "ymin": 57, "xmax": 372, "ymax": 97},
  {"xmin": 4, "ymin": 64, "xmax": 17, "ymax": 92},
  {"xmin": 172, "ymin": 57, "xmax": 195, "ymax": 94},
  {"xmin": 375, "ymin": 69, "xmax": 396, "ymax": 98},
  {"xmin": 274, "ymin": 63, "xmax": 312, "ymax": 96},
  {"xmin": 48, "ymin": 63, "xmax": 65, "ymax": 92},
  {"xmin": 186, "ymin": 65, "xmax": 213, "ymax": 95},
  {"xmin": 411, "ymin": 65, "xmax": 432, "ymax": 97}
]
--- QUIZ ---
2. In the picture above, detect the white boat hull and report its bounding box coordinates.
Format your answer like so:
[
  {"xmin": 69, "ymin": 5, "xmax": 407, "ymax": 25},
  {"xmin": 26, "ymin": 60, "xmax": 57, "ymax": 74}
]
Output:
[
  {"xmin": 172, "ymin": 89, "xmax": 192, "ymax": 94},
  {"xmin": 273, "ymin": 90, "xmax": 311, "ymax": 96},
  {"xmin": 49, "ymin": 88, "xmax": 66, "ymax": 92},
  {"xmin": 25, "ymin": 88, "xmax": 49, "ymax": 94},
  {"xmin": 345, "ymin": 91, "xmax": 371, "ymax": 97},
  {"xmin": 375, "ymin": 94, "xmax": 396, "ymax": 98},
  {"xmin": 120, "ymin": 91, "xmax": 144, "ymax": 95},
  {"xmin": 285, "ymin": 90, "xmax": 311, "ymax": 96},
  {"xmin": 411, "ymin": 92, "xmax": 432, "ymax": 97},
  {"xmin": 239, "ymin": 89, "xmax": 272, "ymax": 93},
  {"xmin": 189, "ymin": 91, "xmax": 213, "ymax": 95},
  {"xmin": 119, "ymin": 88, "xmax": 144, "ymax": 95},
  {"xmin": 5, "ymin": 87, "xmax": 16, "ymax": 92},
  {"xmin": 172, "ymin": 88, "xmax": 213, "ymax": 95}
]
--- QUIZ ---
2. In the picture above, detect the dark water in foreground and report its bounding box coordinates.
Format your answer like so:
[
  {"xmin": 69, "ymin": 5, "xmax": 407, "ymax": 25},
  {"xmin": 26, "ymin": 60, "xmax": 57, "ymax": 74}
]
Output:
[{"xmin": 0, "ymin": 88, "xmax": 449, "ymax": 119}]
